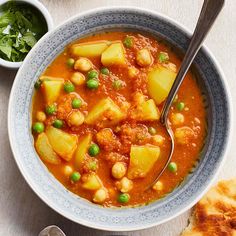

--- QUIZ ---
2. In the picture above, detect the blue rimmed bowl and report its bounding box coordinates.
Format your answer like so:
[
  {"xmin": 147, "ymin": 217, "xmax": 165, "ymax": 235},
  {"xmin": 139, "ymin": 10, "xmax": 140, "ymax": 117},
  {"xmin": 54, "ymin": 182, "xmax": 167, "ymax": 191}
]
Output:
[{"xmin": 8, "ymin": 7, "xmax": 232, "ymax": 231}]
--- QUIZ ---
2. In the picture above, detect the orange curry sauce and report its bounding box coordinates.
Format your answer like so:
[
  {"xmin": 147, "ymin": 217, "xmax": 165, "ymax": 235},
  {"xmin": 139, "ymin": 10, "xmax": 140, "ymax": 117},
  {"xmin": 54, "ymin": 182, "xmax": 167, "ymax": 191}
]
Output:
[{"xmin": 32, "ymin": 32, "xmax": 206, "ymax": 207}]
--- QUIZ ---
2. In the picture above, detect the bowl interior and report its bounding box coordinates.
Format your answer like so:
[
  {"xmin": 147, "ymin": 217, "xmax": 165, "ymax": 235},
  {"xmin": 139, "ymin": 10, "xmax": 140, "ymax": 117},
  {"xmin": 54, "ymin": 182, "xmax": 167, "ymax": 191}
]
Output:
[{"xmin": 8, "ymin": 8, "xmax": 230, "ymax": 231}]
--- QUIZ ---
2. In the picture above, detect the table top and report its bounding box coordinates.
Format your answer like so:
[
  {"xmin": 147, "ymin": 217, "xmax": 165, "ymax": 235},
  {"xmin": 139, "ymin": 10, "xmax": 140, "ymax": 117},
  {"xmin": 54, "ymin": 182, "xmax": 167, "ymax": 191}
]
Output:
[{"xmin": 0, "ymin": 0, "xmax": 236, "ymax": 235}]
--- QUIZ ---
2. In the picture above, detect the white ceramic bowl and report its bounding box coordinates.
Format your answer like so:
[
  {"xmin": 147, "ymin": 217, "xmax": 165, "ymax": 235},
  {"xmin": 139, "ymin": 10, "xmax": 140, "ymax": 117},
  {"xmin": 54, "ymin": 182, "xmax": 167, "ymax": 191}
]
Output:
[
  {"xmin": 8, "ymin": 7, "xmax": 232, "ymax": 231},
  {"xmin": 0, "ymin": 0, "xmax": 53, "ymax": 69}
]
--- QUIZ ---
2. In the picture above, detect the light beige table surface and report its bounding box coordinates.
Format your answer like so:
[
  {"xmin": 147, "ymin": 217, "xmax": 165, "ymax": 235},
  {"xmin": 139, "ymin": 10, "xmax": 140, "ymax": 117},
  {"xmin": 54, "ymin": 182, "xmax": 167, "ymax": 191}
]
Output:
[{"xmin": 0, "ymin": 0, "xmax": 236, "ymax": 235}]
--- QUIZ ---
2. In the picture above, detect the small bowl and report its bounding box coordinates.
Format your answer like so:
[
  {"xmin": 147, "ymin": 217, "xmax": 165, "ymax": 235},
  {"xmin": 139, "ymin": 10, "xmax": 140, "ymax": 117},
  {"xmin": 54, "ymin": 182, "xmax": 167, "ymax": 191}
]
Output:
[
  {"xmin": 0, "ymin": 0, "xmax": 53, "ymax": 69},
  {"xmin": 8, "ymin": 7, "xmax": 232, "ymax": 231}
]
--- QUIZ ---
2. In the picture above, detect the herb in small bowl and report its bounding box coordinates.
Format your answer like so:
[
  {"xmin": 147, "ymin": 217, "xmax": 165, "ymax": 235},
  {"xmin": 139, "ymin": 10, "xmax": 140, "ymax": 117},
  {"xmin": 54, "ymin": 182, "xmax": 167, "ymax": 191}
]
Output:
[{"xmin": 0, "ymin": 0, "xmax": 53, "ymax": 68}]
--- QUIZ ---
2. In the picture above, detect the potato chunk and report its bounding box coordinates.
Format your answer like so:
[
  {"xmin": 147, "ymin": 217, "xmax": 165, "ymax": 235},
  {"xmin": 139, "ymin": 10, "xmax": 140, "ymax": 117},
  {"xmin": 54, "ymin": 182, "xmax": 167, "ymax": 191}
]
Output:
[
  {"xmin": 85, "ymin": 97, "xmax": 126, "ymax": 126},
  {"xmin": 74, "ymin": 133, "xmax": 92, "ymax": 169},
  {"xmin": 148, "ymin": 66, "xmax": 176, "ymax": 105},
  {"xmin": 71, "ymin": 41, "xmax": 110, "ymax": 57},
  {"xmin": 41, "ymin": 78, "xmax": 64, "ymax": 104},
  {"xmin": 101, "ymin": 42, "xmax": 126, "ymax": 66},
  {"xmin": 127, "ymin": 145, "xmax": 160, "ymax": 179},
  {"xmin": 130, "ymin": 93, "xmax": 160, "ymax": 121},
  {"xmin": 46, "ymin": 126, "xmax": 77, "ymax": 161},
  {"xmin": 35, "ymin": 133, "xmax": 61, "ymax": 164},
  {"xmin": 82, "ymin": 174, "xmax": 102, "ymax": 190}
]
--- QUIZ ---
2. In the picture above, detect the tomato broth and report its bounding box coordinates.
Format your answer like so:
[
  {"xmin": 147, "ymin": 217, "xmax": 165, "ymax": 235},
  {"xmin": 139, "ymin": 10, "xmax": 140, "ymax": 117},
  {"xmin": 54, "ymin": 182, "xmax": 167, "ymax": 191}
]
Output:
[{"xmin": 32, "ymin": 32, "xmax": 206, "ymax": 207}]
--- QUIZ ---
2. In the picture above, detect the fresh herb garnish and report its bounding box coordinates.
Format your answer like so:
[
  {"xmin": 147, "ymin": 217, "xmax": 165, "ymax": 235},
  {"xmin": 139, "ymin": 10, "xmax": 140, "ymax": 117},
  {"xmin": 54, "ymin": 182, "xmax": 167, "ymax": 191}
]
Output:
[{"xmin": 0, "ymin": 2, "xmax": 47, "ymax": 62}]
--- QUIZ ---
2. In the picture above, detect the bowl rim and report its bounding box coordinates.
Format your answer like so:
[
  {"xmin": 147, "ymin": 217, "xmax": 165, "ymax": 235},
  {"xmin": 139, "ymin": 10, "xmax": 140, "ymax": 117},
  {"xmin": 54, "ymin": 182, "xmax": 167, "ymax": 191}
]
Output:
[
  {"xmin": 0, "ymin": 0, "xmax": 54, "ymax": 69},
  {"xmin": 8, "ymin": 6, "xmax": 233, "ymax": 231}
]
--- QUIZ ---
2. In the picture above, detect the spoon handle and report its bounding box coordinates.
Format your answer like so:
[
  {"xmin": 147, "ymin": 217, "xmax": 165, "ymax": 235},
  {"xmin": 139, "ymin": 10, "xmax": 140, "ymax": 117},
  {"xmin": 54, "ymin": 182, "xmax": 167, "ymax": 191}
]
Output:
[{"xmin": 160, "ymin": 0, "xmax": 225, "ymax": 124}]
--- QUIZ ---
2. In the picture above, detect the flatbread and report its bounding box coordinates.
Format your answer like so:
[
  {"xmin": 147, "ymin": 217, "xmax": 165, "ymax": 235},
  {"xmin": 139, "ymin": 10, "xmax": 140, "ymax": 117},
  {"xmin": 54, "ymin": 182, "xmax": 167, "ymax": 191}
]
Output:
[{"xmin": 181, "ymin": 179, "xmax": 236, "ymax": 236}]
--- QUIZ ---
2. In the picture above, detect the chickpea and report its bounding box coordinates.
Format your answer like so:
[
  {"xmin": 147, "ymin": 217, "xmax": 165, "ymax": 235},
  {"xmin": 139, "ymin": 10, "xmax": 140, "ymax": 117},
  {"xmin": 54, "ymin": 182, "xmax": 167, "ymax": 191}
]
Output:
[
  {"xmin": 93, "ymin": 188, "xmax": 108, "ymax": 203},
  {"xmin": 116, "ymin": 177, "xmax": 133, "ymax": 193},
  {"xmin": 164, "ymin": 62, "xmax": 177, "ymax": 72},
  {"xmin": 112, "ymin": 162, "xmax": 127, "ymax": 179},
  {"xmin": 74, "ymin": 58, "xmax": 93, "ymax": 72},
  {"xmin": 152, "ymin": 135, "xmax": 165, "ymax": 146},
  {"xmin": 36, "ymin": 111, "xmax": 46, "ymax": 122},
  {"xmin": 70, "ymin": 72, "xmax": 85, "ymax": 86},
  {"xmin": 128, "ymin": 67, "xmax": 139, "ymax": 78},
  {"xmin": 67, "ymin": 111, "xmax": 84, "ymax": 126},
  {"xmin": 152, "ymin": 181, "xmax": 163, "ymax": 191},
  {"xmin": 174, "ymin": 126, "xmax": 195, "ymax": 144},
  {"xmin": 171, "ymin": 113, "xmax": 185, "ymax": 126},
  {"xmin": 136, "ymin": 48, "xmax": 153, "ymax": 67},
  {"xmin": 64, "ymin": 165, "xmax": 73, "ymax": 176}
]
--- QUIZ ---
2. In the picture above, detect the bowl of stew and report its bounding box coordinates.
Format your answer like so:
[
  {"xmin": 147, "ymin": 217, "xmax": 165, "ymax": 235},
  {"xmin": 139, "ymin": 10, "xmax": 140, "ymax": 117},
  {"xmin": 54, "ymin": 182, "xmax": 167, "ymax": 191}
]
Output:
[{"xmin": 8, "ymin": 7, "xmax": 232, "ymax": 231}]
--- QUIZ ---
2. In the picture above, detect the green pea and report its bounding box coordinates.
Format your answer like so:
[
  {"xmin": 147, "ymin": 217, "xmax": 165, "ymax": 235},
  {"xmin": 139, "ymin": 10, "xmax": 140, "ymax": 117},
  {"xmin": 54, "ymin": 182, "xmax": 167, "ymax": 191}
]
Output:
[
  {"xmin": 45, "ymin": 104, "xmax": 57, "ymax": 115},
  {"xmin": 123, "ymin": 36, "xmax": 133, "ymax": 48},
  {"xmin": 168, "ymin": 162, "xmax": 178, "ymax": 173},
  {"xmin": 112, "ymin": 79, "xmax": 123, "ymax": 90},
  {"xmin": 100, "ymin": 67, "xmax": 109, "ymax": 75},
  {"xmin": 176, "ymin": 102, "xmax": 185, "ymax": 111},
  {"xmin": 64, "ymin": 82, "xmax": 75, "ymax": 93},
  {"xmin": 158, "ymin": 52, "xmax": 169, "ymax": 63},
  {"xmin": 70, "ymin": 171, "xmax": 81, "ymax": 182},
  {"xmin": 87, "ymin": 70, "xmax": 98, "ymax": 79},
  {"xmin": 88, "ymin": 161, "xmax": 97, "ymax": 171},
  {"xmin": 67, "ymin": 58, "xmax": 75, "ymax": 68},
  {"xmin": 86, "ymin": 79, "xmax": 99, "ymax": 89},
  {"xmin": 148, "ymin": 127, "xmax": 157, "ymax": 135},
  {"xmin": 72, "ymin": 98, "xmax": 82, "ymax": 109},
  {"xmin": 34, "ymin": 80, "xmax": 42, "ymax": 89},
  {"xmin": 88, "ymin": 143, "xmax": 100, "ymax": 156},
  {"xmin": 53, "ymin": 119, "xmax": 63, "ymax": 129},
  {"xmin": 118, "ymin": 193, "xmax": 130, "ymax": 203},
  {"xmin": 32, "ymin": 122, "xmax": 44, "ymax": 133}
]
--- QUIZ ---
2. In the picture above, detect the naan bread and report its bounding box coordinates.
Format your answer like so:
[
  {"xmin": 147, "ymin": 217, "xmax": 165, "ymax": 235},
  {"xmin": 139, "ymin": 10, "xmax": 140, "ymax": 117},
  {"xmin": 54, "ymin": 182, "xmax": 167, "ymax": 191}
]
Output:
[{"xmin": 182, "ymin": 179, "xmax": 236, "ymax": 236}]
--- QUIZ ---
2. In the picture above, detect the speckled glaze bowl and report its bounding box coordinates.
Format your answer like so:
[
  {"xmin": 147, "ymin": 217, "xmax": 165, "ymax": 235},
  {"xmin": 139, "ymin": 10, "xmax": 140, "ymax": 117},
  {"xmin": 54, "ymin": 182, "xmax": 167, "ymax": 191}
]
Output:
[{"xmin": 8, "ymin": 7, "xmax": 232, "ymax": 231}]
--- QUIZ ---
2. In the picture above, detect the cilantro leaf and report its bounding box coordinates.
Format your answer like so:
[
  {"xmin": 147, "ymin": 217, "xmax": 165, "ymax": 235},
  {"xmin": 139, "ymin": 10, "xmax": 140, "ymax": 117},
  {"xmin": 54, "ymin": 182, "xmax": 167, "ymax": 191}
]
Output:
[
  {"xmin": 0, "ymin": 1, "xmax": 47, "ymax": 62},
  {"xmin": 22, "ymin": 32, "xmax": 37, "ymax": 47}
]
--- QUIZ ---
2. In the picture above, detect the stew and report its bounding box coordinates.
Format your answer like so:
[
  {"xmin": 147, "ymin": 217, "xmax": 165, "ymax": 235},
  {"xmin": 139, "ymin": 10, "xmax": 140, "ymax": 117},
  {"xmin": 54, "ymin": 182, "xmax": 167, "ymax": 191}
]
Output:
[{"xmin": 31, "ymin": 32, "xmax": 206, "ymax": 207}]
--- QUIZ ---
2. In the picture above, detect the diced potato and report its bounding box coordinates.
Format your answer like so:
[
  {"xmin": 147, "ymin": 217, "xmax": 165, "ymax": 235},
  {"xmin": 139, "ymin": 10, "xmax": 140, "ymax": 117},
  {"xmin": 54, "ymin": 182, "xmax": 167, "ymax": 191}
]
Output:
[
  {"xmin": 85, "ymin": 97, "xmax": 126, "ymax": 126},
  {"xmin": 127, "ymin": 145, "xmax": 160, "ymax": 179},
  {"xmin": 148, "ymin": 66, "xmax": 176, "ymax": 105},
  {"xmin": 130, "ymin": 93, "xmax": 160, "ymax": 121},
  {"xmin": 141, "ymin": 99, "xmax": 160, "ymax": 120},
  {"xmin": 71, "ymin": 41, "xmax": 110, "ymax": 57},
  {"xmin": 82, "ymin": 174, "xmax": 102, "ymax": 190},
  {"xmin": 35, "ymin": 132, "xmax": 61, "ymax": 164},
  {"xmin": 46, "ymin": 126, "xmax": 77, "ymax": 161},
  {"xmin": 74, "ymin": 133, "xmax": 92, "ymax": 169},
  {"xmin": 42, "ymin": 79, "xmax": 64, "ymax": 104},
  {"xmin": 101, "ymin": 42, "xmax": 126, "ymax": 66}
]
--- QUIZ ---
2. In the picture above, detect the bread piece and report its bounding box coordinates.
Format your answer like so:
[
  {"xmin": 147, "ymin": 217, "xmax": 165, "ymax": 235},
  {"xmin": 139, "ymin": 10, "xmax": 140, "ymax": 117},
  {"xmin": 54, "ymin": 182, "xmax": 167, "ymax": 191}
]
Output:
[{"xmin": 182, "ymin": 179, "xmax": 236, "ymax": 236}]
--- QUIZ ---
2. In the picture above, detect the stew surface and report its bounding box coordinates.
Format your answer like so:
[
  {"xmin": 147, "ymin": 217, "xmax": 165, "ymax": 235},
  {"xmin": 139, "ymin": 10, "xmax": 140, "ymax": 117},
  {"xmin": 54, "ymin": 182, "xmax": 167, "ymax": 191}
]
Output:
[{"xmin": 32, "ymin": 32, "xmax": 206, "ymax": 207}]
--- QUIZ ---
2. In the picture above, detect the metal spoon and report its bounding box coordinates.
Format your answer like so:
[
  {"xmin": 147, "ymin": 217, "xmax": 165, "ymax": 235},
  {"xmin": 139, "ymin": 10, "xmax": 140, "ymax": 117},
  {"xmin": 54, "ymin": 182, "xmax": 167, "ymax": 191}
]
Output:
[{"xmin": 149, "ymin": 0, "xmax": 225, "ymax": 188}]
